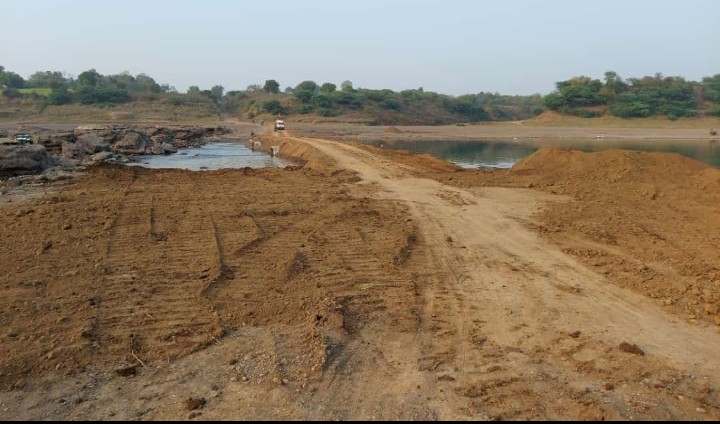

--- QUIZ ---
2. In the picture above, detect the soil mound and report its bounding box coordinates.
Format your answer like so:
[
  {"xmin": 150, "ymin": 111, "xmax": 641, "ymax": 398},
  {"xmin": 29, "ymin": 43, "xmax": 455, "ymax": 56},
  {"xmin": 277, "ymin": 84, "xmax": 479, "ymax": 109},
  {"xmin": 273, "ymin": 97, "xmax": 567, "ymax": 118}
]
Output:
[
  {"xmin": 511, "ymin": 147, "xmax": 718, "ymax": 193},
  {"xmin": 436, "ymin": 147, "xmax": 720, "ymax": 327},
  {"xmin": 384, "ymin": 126, "xmax": 402, "ymax": 133},
  {"xmin": 510, "ymin": 148, "xmax": 720, "ymax": 326}
]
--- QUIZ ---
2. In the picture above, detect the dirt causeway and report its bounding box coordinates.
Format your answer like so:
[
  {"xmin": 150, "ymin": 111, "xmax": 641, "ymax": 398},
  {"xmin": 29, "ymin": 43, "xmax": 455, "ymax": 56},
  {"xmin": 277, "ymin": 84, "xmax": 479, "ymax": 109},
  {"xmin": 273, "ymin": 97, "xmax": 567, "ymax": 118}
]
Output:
[{"xmin": 0, "ymin": 131, "xmax": 719, "ymax": 420}]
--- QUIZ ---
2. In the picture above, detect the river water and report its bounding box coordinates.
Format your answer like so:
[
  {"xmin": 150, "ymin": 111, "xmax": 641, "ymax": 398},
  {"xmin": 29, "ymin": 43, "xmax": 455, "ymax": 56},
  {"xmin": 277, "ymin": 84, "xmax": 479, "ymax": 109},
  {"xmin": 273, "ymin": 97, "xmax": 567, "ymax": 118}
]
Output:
[
  {"xmin": 365, "ymin": 139, "xmax": 720, "ymax": 169},
  {"xmin": 128, "ymin": 142, "xmax": 287, "ymax": 171}
]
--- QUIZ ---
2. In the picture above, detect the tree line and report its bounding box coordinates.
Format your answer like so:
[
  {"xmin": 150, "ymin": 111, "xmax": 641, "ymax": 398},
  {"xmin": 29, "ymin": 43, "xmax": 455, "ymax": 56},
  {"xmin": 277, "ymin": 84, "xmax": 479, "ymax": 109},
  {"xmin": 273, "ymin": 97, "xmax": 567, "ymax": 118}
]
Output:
[
  {"xmin": 543, "ymin": 71, "xmax": 720, "ymax": 119},
  {"xmin": 2, "ymin": 65, "xmax": 719, "ymax": 123},
  {"xmin": 0, "ymin": 66, "xmax": 176, "ymax": 105}
]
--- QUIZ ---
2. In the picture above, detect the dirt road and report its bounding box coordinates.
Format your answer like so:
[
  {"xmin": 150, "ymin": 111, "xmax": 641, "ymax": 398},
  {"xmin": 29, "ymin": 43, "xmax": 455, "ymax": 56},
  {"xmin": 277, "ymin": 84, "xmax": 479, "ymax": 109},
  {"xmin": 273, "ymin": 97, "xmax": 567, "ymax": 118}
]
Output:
[
  {"xmin": 286, "ymin": 135, "xmax": 720, "ymax": 419},
  {"xmin": 0, "ymin": 133, "xmax": 718, "ymax": 420}
]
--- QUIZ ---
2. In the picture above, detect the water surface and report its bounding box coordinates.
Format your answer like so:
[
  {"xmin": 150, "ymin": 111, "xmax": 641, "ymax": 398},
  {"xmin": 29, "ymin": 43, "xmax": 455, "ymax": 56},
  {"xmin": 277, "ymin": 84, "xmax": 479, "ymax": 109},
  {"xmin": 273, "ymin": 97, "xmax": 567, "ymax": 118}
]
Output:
[
  {"xmin": 128, "ymin": 142, "xmax": 287, "ymax": 171},
  {"xmin": 367, "ymin": 139, "xmax": 720, "ymax": 169}
]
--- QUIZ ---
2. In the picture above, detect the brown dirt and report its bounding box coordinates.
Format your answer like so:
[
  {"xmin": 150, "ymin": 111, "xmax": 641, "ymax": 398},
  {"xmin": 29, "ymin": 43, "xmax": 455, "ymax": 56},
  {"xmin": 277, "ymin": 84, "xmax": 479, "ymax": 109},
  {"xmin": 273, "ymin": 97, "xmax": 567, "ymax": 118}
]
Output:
[
  {"xmin": 0, "ymin": 130, "xmax": 719, "ymax": 420},
  {"xmin": 434, "ymin": 148, "xmax": 720, "ymax": 328}
]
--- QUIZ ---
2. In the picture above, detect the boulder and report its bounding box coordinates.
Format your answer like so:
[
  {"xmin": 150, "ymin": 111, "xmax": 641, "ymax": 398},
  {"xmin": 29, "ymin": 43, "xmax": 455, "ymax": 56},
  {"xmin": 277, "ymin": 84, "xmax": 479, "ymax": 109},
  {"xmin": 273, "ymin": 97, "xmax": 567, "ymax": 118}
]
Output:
[
  {"xmin": 61, "ymin": 141, "xmax": 82, "ymax": 159},
  {"xmin": 150, "ymin": 142, "xmax": 166, "ymax": 155},
  {"xmin": 77, "ymin": 134, "xmax": 111, "ymax": 155},
  {"xmin": 34, "ymin": 131, "xmax": 76, "ymax": 154},
  {"xmin": 150, "ymin": 134, "xmax": 172, "ymax": 144},
  {"xmin": 0, "ymin": 145, "xmax": 54, "ymax": 178},
  {"xmin": 113, "ymin": 131, "xmax": 149, "ymax": 155},
  {"xmin": 161, "ymin": 143, "xmax": 177, "ymax": 154},
  {"xmin": 74, "ymin": 125, "xmax": 122, "ymax": 144},
  {"xmin": 90, "ymin": 151, "xmax": 114, "ymax": 163}
]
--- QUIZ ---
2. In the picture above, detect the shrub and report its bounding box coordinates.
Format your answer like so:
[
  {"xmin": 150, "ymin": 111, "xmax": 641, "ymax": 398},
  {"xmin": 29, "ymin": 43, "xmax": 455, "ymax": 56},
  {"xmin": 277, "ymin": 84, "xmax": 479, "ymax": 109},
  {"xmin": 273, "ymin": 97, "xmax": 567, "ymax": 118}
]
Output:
[
  {"xmin": 610, "ymin": 102, "xmax": 652, "ymax": 118},
  {"xmin": 706, "ymin": 104, "xmax": 720, "ymax": 117},
  {"xmin": 297, "ymin": 105, "xmax": 312, "ymax": 114},
  {"xmin": 47, "ymin": 89, "xmax": 72, "ymax": 105},
  {"xmin": 262, "ymin": 99, "xmax": 285, "ymax": 115},
  {"xmin": 2, "ymin": 88, "xmax": 21, "ymax": 99},
  {"xmin": 380, "ymin": 98, "xmax": 401, "ymax": 110},
  {"xmin": 316, "ymin": 107, "xmax": 340, "ymax": 117}
]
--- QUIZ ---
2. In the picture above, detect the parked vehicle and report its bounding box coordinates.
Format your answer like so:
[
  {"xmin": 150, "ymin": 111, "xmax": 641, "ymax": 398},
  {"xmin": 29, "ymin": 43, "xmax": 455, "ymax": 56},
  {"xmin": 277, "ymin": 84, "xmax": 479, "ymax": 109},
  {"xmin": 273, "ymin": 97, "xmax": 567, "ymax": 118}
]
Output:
[{"xmin": 14, "ymin": 133, "xmax": 33, "ymax": 144}]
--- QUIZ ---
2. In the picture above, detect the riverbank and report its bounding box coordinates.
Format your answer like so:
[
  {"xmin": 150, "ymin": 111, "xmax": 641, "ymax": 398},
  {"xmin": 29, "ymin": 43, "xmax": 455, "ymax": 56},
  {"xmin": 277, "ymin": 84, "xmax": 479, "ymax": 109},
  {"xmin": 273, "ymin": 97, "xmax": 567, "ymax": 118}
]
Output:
[{"xmin": 290, "ymin": 119, "xmax": 720, "ymax": 143}]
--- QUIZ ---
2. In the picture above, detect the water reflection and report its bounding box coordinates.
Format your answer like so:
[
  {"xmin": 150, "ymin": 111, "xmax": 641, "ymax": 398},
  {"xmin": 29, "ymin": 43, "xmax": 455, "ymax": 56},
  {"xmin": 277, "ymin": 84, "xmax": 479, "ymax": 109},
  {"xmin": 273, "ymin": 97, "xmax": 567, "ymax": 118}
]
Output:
[{"xmin": 367, "ymin": 139, "xmax": 720, "ymax": 169}]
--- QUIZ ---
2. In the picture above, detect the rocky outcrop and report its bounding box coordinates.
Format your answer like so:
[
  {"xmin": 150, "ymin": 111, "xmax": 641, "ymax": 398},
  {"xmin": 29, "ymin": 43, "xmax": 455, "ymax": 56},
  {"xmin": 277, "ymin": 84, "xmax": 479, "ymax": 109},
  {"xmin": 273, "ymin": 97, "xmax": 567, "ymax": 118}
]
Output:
[
  {"xmin": 0, "ymin": 125, "xmax": 231, "ymax": 177},
  {"xmin": 113, "ymin": 132, "xmax": 149, "ymax": 155},
  {"xmin": 0, "ymin": 145, "xmax": 54, "ymax": 178},
  {"xmin": 77, "ymin": 135, "xmax": 111, "ymax": 155},
  {"xmin": 34, "ymin": 131, "xmax": 76, "ymax": 155}
]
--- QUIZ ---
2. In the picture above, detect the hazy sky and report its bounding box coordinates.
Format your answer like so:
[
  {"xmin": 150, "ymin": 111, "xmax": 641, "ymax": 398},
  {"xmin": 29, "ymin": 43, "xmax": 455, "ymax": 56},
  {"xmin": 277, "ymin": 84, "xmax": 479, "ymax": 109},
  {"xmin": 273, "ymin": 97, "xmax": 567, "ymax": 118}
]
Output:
[{"xmin": 2, "ymin": 0, "xmax": 719, "ymax": 95}]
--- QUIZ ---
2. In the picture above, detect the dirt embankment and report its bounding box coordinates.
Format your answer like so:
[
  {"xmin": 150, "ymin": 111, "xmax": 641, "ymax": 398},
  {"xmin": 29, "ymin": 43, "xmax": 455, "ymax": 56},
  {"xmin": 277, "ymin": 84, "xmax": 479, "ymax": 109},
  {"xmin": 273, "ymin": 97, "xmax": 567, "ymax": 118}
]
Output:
[{"xmin": 435, "ymin": 148, "xmax": 720, "ymax": 327}]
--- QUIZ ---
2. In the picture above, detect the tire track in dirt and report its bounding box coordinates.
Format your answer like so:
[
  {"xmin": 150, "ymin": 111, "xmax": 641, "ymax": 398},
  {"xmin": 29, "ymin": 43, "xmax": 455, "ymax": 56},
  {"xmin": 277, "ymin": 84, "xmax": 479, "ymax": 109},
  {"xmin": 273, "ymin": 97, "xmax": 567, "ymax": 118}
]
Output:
[
  {"xmin": 95, "ymin": 171, "xmax": 222, "ymax": 366},
  {"xmin": 292, "ymin": 135, "xmax": 720, "ymax": 420}
]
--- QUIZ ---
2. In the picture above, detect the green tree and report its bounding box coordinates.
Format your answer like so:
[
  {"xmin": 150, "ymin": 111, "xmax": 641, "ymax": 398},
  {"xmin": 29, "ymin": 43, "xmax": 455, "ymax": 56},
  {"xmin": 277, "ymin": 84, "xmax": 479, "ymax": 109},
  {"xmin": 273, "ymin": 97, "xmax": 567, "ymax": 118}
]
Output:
[
  {"xmin": 262, "ymin": 99, "xmax": 285, "ymax": 115},
  {"xmin": 27, "ymin": 71, "xmax": 69, "ymax": 89},
  {"xmin": 263, "ymin": 79, "xmax": 280, "ymax": 94},
  {"xmin": 702, "ymin": 74, "xmax": 720, "ymax": 102},
  {"xmin": 320, "ymin": 83, "xmax": 337, "ymax": 93},
  {"xmin": 542, "ymin": 92, "xmax": 567, "ymax": 110},
  {"xmin": 77, "ymin": 69, "xmax": 101, "ymax": 88},
  {"xmin": 2, "ymin": 71, "xmax": 25, "ymax": 89},
  {"xmin": 187, "ymin": 86, "xmax": 200, "ymax": 94},
  {"xmin": 294, "ymin": 80, "xmax": 318, "ymax": 104},
  {"xmin": 47, "ymin": 89, "xmax": 72, "ymax": 105},
  {"xmin": 211, "ymin": 85, "xmax": 224, "ymax": 103},
  {"xmin": 341, "ymin": 80, "xmax": 354, "ymax": 91}
]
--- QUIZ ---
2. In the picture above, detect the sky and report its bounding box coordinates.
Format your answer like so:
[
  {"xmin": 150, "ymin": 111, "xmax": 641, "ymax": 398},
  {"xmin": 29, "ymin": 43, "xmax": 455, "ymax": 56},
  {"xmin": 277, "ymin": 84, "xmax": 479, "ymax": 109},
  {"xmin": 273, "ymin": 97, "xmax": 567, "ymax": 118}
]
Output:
[{"xmin": 2, "ymin": 0, "xmax": 719, "ymax": 96}]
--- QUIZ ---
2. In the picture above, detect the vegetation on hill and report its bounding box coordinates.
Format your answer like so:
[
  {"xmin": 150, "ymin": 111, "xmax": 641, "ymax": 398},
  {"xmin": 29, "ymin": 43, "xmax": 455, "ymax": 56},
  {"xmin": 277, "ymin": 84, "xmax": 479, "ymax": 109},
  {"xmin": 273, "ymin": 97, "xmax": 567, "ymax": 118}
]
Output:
[
  {"xmin": 1, "ymin": 65, "xmax": 718, "ymax": 124},
  {"xmin": 543, "ymin": 71, "xmax": 720, "ymax": 120}
]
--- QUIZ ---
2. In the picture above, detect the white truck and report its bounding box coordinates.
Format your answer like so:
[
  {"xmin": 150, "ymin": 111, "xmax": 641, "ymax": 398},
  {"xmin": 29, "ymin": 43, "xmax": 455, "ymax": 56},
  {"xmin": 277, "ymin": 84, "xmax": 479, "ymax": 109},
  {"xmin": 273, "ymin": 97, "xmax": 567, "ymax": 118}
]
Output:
[{"xmin": 274, "ymin": 119, "xmax": 286, "ymax": 132}]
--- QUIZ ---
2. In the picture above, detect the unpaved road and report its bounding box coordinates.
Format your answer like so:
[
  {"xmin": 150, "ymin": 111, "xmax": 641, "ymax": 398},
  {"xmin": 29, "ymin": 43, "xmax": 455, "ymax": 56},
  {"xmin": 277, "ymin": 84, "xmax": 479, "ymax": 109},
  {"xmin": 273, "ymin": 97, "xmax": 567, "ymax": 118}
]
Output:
[
  {"xmin": 0, "ymin": 133, "xmax": 718, "ymax": 420},
  {"xmin": 286, "ymin": 135, "xmax": 720, "ymax": 419}
]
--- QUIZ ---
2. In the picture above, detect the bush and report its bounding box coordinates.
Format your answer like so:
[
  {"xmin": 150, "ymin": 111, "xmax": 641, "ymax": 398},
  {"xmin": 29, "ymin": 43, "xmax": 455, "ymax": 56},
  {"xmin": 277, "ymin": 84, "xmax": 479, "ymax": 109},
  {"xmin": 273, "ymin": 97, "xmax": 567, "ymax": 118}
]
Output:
[
  {"xmin": 380, "ymin": 98, "xmax": 401, "ymax": 110},
  {"xmin": 706, "ymin": 104, "xmax": 720, "ymax": 117},
  {"xmin": 316, "ymin": 107, "xmax": 340, "ymax": 117},
  {"xmin": 76, "ymin": 87, "xmax": 130, "ymax": 105},
  {"xmin": 47, "ymin": 89, "xmax": 72, "ymax": 105},
  {"xmin": 610, "ymin": 101, "xmax": 652, "ymax": 118},
  {"xmin": 543, "ymin": 92, "xmax": 567, "ymax": 110},
  {"xmin": 262, "ymin": 99, "xmax": 285, "ymax": 115},
  {"xmin": 2, "ymin": 88, "xmax": 21, "ymax": 99},
  {"xmin": 166, "ymin": 95, "xmax": 187, "ymax": 106},
  {"xmin": 297, "ymin": 104, "xmax": 312, "ymax": 114}
]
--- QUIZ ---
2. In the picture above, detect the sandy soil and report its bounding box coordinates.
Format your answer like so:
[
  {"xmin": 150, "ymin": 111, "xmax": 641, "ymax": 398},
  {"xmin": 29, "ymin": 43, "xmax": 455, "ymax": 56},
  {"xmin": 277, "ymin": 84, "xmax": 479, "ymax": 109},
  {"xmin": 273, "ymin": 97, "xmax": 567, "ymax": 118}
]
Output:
[{"xmin": 0, "ymin": 127, "xmax": 718, "ymax": 420}]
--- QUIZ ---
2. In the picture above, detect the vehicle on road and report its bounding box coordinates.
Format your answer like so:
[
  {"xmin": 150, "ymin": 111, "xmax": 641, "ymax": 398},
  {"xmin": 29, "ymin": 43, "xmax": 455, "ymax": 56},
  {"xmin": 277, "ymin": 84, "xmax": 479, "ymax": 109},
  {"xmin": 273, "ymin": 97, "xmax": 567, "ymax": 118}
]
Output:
[{"xmin": 274, "ymin": 119, "xmax": 286, "ymax": 132}]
